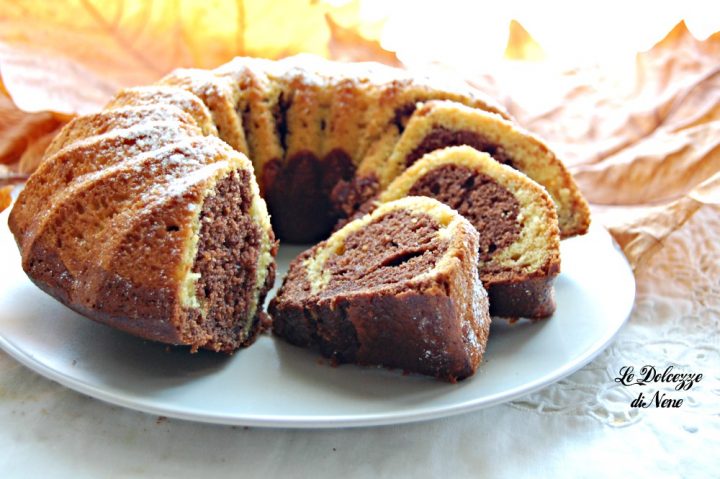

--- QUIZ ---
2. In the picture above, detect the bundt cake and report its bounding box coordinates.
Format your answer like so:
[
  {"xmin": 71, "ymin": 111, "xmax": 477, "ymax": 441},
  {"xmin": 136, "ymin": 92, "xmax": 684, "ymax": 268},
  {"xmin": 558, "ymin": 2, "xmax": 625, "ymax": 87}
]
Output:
[
  {"xmin": 378, "ymin": 146, "xmax": 561, "ymax": 318},
  {"xmin": 8, "ymin": 55, "xmax": 588, "ymax": 354},
  {"xmin": 269, "ymin": 197, "xmax": 490, "ymax": 381},
  {"xmin": 343, "ymin": 100, "xmax": 590, "ymax": 238},
  {"xmin": 9, "ymin": 133, "xmax": 277, "ymax": 352}
]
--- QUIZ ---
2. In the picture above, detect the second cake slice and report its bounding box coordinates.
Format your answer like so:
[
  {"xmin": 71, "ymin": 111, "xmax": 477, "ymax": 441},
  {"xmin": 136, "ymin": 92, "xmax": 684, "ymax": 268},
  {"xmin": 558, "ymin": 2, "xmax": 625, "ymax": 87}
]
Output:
[
  {"xmin": 269, "ymin": 196, "xmax": 490, "ymax": 381},
  {"xmin": 379, "ymin": 146, "xmax": 561, "ymax": 319}
]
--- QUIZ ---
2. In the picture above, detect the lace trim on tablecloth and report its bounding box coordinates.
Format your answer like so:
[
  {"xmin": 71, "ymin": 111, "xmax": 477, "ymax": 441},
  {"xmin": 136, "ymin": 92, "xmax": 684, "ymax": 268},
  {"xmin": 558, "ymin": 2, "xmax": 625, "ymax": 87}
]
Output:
[{"xmin": 508, "ymin": 205, "xmax": 720, "ymax": 427}]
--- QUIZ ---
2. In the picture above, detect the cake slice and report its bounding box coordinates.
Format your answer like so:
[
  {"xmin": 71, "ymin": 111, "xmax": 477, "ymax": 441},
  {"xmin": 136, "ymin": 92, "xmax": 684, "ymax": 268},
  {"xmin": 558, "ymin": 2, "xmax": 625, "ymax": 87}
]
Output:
[
  {"xmin": 269, "ymin": 196, "xmax": 490, "ymax": 381},
  {"xmin": 332, "ymin": 80, "xmax": 511, "ymax": 221},
  {"xmin": 378, "ymin": 146, "xmax": 561, "ymax": 318},
  {"xmin": 213, "ymin": 57, "xmax": 286, "ymax": 195},
  {"xmin": 371, "ymin": 100, "xmax": 590, "ymax": 238},
  {"xmin": 355, "ymin": 73, "xmax": 511, "ymax": 177},
  {"xmin": 214, "ymin": 58, "xmax": 292, "ymax": 237}
]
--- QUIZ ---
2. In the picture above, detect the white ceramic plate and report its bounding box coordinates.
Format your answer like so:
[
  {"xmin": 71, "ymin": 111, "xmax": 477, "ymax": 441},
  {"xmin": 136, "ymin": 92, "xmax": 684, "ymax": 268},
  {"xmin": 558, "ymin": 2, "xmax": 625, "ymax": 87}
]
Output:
[{"xmin": 0, "ymin": 207, "xmax": 634, "ymax": 428}]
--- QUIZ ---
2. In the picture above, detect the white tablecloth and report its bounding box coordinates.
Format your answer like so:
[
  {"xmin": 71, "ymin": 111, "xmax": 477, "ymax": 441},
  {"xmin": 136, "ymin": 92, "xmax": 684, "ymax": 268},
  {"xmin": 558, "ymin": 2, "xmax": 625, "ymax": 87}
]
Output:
[{"xmin": 1, "ymin": 206, "xmax": 717, "ymax": 478}]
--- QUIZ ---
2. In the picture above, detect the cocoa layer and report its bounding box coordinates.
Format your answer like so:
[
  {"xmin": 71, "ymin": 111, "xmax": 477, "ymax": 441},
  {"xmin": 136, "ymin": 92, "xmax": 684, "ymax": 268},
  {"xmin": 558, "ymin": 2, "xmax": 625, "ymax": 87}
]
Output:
[
  {"xmin": 263, "ymin": 149, "xmax": 355, "ymax": 243},
  {"xmin": 405, "ymin": 127, "xmax": 515, "ymax": 168},
  {"xmin": 393, "ymin": 102, "xmax": 419, "ymax": 130},
  {"xmin": 408, "ymin": 164, "xmax": 520, "ymax": 262},
  {"xmin": 330, "ymin": 174, "xmax": 379, "ymax": 219},
  {"xmin": 188, "ymin": 169, "xmax": 265, "ymax": 351},
  {"xmin": 322, "ymin": 210, "xmax": 447, "ymax": 296},
  {"xmin": 488, "ymin": 273, "xmax": 558, "ymax": 319}
]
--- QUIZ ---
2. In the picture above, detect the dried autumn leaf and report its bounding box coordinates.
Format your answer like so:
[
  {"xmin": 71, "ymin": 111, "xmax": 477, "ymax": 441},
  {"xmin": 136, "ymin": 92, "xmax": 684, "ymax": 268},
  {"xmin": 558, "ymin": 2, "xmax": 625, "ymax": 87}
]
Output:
[
  {"xmin": 563, "ymin": 21, "xmax": 720, "ymax": 267},
  {"xmin": 0, "ymin": 0, "xmax": 394, "ymax": 177},
  {"xmin": 0, "ymin": 93, "xmax": 67, "ymax": 165},
  {"xmin": 18, "ymin": 128, "xmax": 63, "ymax": 174},
  {"xmin": 488, "ymin": 22, "xmax": 720, "ymax": 169},
  {"xmin": 504, "ymin": 20, "xmax": 545, "ymax": 61},
  {"xmin": 0, "ymin": 164, "xmax": 26, "ymax": 186},
  {"xmin": 0, "ymin": 185, "xmax": 11, "ymax": 213},
  {"xmin": 242, "ymin": 0, "xmax": 332, "ymax": 59},
  {"xmin": 598, "ymin": 171, "xmax": 720, "ymax": 269},
  {"xmin": 568, "ymin": 24, "xmax": 720, "ymax": 205},
  {"xmin": 572, "ymin": 121, "xmax": 720, "ymax": 204},
  {"xmin": 326, "ymin": 15, "xmax": 400, "ymax": 66},
  {"xmin": 0, "ymin": 0, "xmax": 388, "ymax": 116},
  {"xmin": 0, "ymin": 42, "xmax": 118, "ymax": 115},
  {"xmin": 462, "ymin": 21, "xmax": 720, "ymax": 267}
]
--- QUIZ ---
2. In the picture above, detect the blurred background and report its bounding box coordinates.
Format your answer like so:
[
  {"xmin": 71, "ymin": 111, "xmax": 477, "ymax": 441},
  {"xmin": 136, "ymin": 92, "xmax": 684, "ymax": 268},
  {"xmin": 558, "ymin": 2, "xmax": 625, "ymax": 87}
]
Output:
[
  {"xmin": 0, "ymin": 0, "xmax": 718, "ymax": 265},
  {"xmin": 0, "ymin": 0, "xmax": 718, "ymax": 109}
]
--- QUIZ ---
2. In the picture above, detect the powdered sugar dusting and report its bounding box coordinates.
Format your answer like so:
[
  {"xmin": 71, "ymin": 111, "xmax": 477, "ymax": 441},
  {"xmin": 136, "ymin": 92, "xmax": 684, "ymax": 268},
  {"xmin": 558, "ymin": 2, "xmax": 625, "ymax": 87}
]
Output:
[
  {"xmin": 69, "ymin": 120, "xmax": 199, "ymax": 156},
  {"xmin": 160, "ymin": 68, "xmax": 229, "ymax": 101},
  {"xmin": 102, "ymin": 104, "xmax": 196, "ymax": 127},
  {"xmin": 109, "ymin": 85, "xmax": 211, "ymax": 119}
]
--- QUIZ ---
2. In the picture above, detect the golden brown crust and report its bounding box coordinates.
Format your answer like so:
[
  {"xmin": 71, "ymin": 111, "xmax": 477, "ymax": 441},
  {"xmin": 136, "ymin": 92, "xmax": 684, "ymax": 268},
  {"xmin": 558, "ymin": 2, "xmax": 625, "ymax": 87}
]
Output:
[
  {"xmin": 10, "ymin": 122, "xmax": 202, "ymax": 249},
  {"xmin": 10, "ymin": 133, "xmax": 276, "ymax": 352},
  {"xmin": 21, "ymin": 170, "xmax": 276, "ymax": 351}
]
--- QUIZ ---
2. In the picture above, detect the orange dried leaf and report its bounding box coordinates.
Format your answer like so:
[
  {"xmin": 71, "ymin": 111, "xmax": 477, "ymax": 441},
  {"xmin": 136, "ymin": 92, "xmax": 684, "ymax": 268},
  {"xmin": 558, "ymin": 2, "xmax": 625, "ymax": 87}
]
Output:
[
  {"xmin": 0, "ymin": 185, "xmax": 11, "ymax": 213},
  {"xmin": 497, "ymin": 22, "xmax": 720, "ymax": 169},
  {"xmin": 0, "ymin": 164, "xmax": 28, "ymax": 185},
  {"xmin": 472, "ymin": 21, "xmax": 720, "ymax": 267},
  {"xmin": 0, "ymin": 42, "xmax": 117, "ymax": 115},
  {"xmin": 18, "ymin": 127, "xmax": 64, "ymax": 174},
  {"xmin": 0, "ymin": 94, "xmax": 67, "ymax": 165},
  {"xmin": 593, "ymin": 169, "xmax": 720, "ymax": 268},
  {"xmin": 504, "ymin": 20, "xmax": 545, "ymax": 61},
  {"xmin": 326, "ymin": 15, "xmax": 400, "ymax": 66},
  {"xmin": 0, "ymin": 0, "xmax": 386, "ymax": 116},
  {"xmin": 600, "ymin": 199, "xmax": 702, "ymax": 270},
  {"xmin": 572, "ymin": 121, "xmax": 720, "ymax": 205},
  {"xmin": 242, "ymin": 0, "xmax": 331, "ymax": 59}
]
